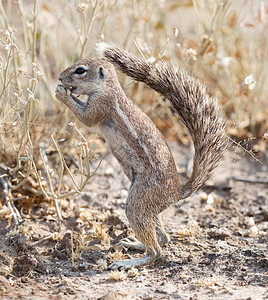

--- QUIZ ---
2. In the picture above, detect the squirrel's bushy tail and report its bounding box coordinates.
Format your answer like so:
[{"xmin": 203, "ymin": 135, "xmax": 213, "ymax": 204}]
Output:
[{"xmin": 96, "ymin": 43, "xmax": 226, "ymax": 199}]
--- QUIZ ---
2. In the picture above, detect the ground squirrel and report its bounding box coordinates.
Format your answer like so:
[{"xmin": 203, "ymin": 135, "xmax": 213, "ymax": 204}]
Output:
[{"xmin": 55, "ymin": 43, "xmax": 226, "ymax": 270}]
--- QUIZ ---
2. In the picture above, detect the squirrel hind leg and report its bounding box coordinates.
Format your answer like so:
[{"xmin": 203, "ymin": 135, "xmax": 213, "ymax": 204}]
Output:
[
  {"xmin": 156, "ymin": 215, "xmax": 170, "ymax": 246},
  {"xmin": 108, "ymin": 214, "xmax": 162, "ymax": 270},
  {"xmin": 108, "ymin": 222, "xmax": 161, "ymax": 270},
  {"xmin": 108, "ymin": 183, "xmax": 168, "ymax": 270},
  {"xmin": 108, "ymin": 240, "xmax": 161, "ymax": 270},
  {"xmin": 115, "ymin": 215, "xmax": 169, "ymax": 252}
]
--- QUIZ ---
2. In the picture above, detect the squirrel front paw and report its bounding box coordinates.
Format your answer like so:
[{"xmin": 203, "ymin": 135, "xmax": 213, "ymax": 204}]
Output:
[{"xmin": 55, "ymin": 84, "xmax": 71, "ymax": 103}]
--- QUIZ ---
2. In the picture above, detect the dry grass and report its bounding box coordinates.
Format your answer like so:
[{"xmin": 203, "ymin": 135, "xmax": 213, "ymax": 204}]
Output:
[
  {"xmin": 0, "ymin": 0, "xmax": 267, "ymax": 219},
  {"xmin": 108, "ymin": 269, "xmax": 127, "ymax": 281},
  {"xmin": 106, "ymin": 251, "xmax": 128, "ymax": 264}
]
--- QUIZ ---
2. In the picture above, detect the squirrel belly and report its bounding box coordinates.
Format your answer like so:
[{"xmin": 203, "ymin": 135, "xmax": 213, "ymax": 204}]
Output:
[
  {"xmin": 99, "ymin": 90, "xmax": 181, "ymax": 209},
  {"xmin": 56, "ymin": 44, "xmax": 226, "ymax": 270}
]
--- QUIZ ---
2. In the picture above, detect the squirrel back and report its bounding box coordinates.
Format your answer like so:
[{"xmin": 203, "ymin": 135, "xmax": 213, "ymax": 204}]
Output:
[{"xmin": 96, "ymin": 43, "xmax": 226, "ymax": 199}]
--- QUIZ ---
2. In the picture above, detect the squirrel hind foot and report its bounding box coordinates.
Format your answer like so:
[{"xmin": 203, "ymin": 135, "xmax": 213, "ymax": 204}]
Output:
[
  {"xmin": 115, "ymin": 231, "xmax": 169, "ymax": 252},
  {"xmin": 108, "ymin": 252, "xmax": 159, "ymax": 271}
]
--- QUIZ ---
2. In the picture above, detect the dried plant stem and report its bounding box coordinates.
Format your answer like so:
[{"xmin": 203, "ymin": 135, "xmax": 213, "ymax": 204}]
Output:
[
  {"xmin": 71, "ymin": 230, "xmax": 75, "ymax": 267},
  {"xmin": 0, "ymin": 0, "xmax": 8, "ymax": 28},
  {"xmin": 232, "ymin": 176, "xmax": 268, "ymax": 184},
  {"xmin": 226, "ymin": 134, "xmax": 261, "ymax": 163},
  {"xmin": 99, "ymin": 0, "xmax": 119, "ymax": 33},
  {"xmin": 11, "ymin": 160, "xmax": 33, "ymax": 191},
  {"xmin": 0, "ymin": 176, "xmax": 22, "ymax": 228},
  {"xmin": 79, "ymin": 0, "xmax": 101, "ymax": 59}
]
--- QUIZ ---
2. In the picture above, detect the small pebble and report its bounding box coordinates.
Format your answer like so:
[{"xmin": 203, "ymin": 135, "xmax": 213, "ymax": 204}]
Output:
[
  {"xmin": 248, "ymin": 225, "xmax": 259, "ymax": 237},
  {"xmin": 207, "ymin": 194, "xmax": 214, "ymax": 204},
  {"xmin": 246, "ymin": 217, "xmax": 255, "ymax": 227}
]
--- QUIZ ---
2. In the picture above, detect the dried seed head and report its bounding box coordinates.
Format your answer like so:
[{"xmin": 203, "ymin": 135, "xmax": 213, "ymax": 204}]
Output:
[
  {"xmin": 77, "ymin": 3, "xmax": 88, "ymax": 13},
  {"xmin": 97, "ymin": 258, "xmax": 108, "ymax": 271},
  {"xmin": 109, "ymin": 270, "xmax": 127, "ymax": 281},
  {"xmin": 186, "ymin": 48, "xmax": 197, "ymax": 61},
  {"xmin": 242, "ymin": 74, "xmax": 256, "ymax": 90}
]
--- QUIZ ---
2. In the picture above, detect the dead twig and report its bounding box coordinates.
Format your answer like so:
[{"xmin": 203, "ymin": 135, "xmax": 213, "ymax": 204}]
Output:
[
  {"xmin": 0, "ymin": 171, "xmax": 23, "ymax": 228},
  {"xmin": 232, "ymin": 176, "xmax": 268, "ymax": 184}
]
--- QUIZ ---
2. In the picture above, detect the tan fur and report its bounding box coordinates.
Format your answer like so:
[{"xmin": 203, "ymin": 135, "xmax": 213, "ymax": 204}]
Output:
[{"xmin": 55, "ymin": 44, "xmax": 226, "ymax": 270}]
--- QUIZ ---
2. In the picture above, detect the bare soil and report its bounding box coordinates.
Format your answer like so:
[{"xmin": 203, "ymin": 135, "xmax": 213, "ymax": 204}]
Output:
[{"xmin": 0, "ymin": 144, "xmax": 267, "ymax": 300}]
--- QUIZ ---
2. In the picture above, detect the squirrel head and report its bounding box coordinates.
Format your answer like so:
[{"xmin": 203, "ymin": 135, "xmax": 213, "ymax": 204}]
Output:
[{"xmin": 59, "ymin": 58, "xmax": 119, "ymax": 99}]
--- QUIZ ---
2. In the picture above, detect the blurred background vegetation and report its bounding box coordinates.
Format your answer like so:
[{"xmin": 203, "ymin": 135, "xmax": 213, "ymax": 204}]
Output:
[{"xmin": 0, "ymin": 0, "xmax": 267, "ymax": 211}]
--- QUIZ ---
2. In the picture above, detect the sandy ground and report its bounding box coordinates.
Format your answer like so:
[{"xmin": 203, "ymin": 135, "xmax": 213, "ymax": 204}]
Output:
[{"xmin": 0, "ymin": 143, "xmax": 267, "ymax": 300}]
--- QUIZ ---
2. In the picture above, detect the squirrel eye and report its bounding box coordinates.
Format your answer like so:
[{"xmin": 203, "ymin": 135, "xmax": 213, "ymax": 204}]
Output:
[
  {"xmin": 99, "ymin": 67, "xmax": 105, "ymax": 80},
  {"xmin": 75, "ymin": 67, "xmax": 87, "ymax": 75}
]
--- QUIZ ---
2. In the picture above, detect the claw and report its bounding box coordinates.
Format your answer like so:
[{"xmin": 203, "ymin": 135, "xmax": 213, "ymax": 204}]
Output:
[
  {"xmin": 56, "ymin": 84, "xmax": 66, "ymax": 93},
  {"xmin": 115, "ymin": 237, "xmax": 146, "ymax": 251}
]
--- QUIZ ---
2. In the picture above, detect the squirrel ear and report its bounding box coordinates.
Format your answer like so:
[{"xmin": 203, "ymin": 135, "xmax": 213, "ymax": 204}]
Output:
[{"xmin": 98, "ymin": 67, "xmax": 105, "ymax": 80}]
